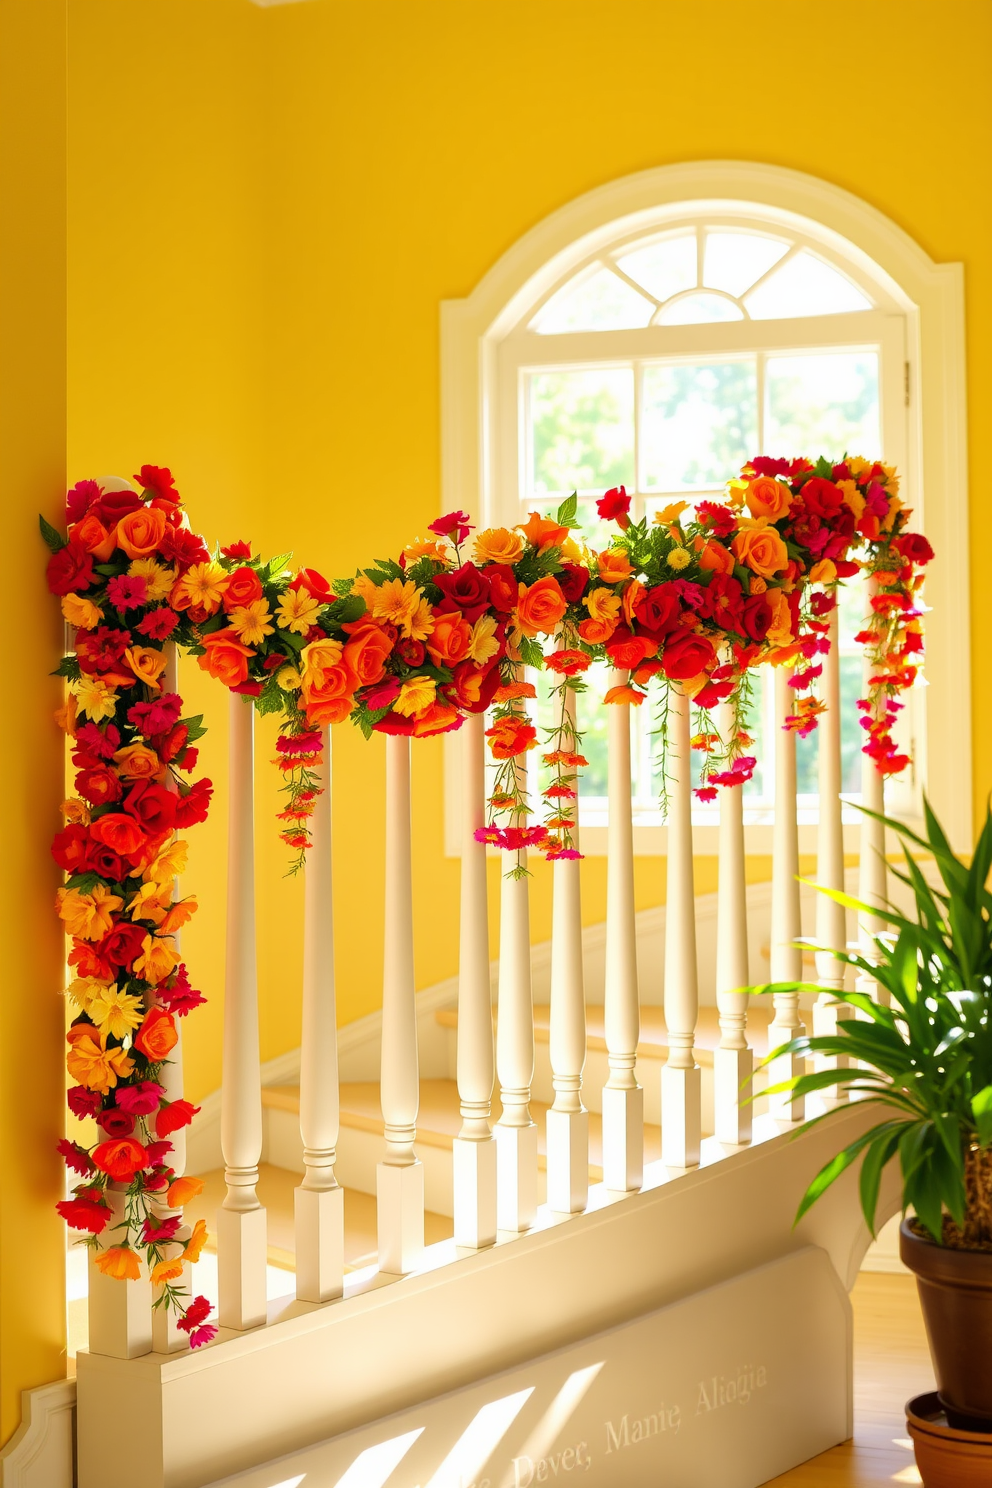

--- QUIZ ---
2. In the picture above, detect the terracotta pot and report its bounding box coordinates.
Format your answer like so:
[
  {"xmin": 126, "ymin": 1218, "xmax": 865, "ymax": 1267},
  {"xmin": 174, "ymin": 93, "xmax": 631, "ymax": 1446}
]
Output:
[
  {"xmin": 907, "ymin": 1393, "xmax": 992, "ymax": 1488},
  {"xmin": 899, "ymin": 1218, "xmax": 992, "ymax": 1427}
]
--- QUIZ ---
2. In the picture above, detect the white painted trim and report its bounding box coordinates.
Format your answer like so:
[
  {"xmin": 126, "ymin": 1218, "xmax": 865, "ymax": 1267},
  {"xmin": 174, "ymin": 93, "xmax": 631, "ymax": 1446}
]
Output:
[
  {"xmin": 0, "ymin": 1379, "xmax": 75, "ymax": 1488},
  {"xmin": 440, "ymin": 160, "xmax": 971, "ymax": 851}
]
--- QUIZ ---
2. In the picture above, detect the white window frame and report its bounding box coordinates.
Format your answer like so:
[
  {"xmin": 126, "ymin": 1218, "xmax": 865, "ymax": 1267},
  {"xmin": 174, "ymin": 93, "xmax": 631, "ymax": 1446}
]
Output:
[{"xmin": 440, "ymin": 161, "xmax": 970, "ymax": 855}]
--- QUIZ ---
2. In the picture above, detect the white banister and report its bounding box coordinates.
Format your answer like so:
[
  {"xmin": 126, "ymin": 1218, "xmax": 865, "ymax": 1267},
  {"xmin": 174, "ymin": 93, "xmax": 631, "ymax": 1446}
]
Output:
[
  {"xmin": 295, "ymin": 728, "xmax": 344, "ymax": 1302},
  {"xmin": 452, "ymin": 713, "xmax": 497, "ymax": 1250},
  {"xmin": 217, "ymin": 694, "xmax": 268, "ymax": 1330},
  {"xmin": 377, "ymin": 733, "xmax": 425, "ymax": 1274},
  {"xmin": 494, "ymin": 707, "xmax": 537, "ymax": 1234},
  {"xmin": 857, "ymin": 577, "xmax": 888, "ymax": 1006},
  {"xmin": 661, "ymin": 686, "xmax": 701, "ymax": 1170},
  {"xmin": 714, "ymin": 701, "xmax": 751, "ymax": 1147},
  {"xmin": 601, "ymin": 671, "xmax": 643, "ymax": 1191},
  {"xmin": 767, "ymin": 665, "xmax": 805, "ymax": 1122},
  {"xmin": 812, "ymin": 607, "xmax": 850, "ymax": 1110},
  {"xmin": 545, "ymin": 682, "xmax": 588, "ymax": 1215},
  {"xmin": 88, "ymin": 1186, "xmax": 153, "ymax": 1359}
]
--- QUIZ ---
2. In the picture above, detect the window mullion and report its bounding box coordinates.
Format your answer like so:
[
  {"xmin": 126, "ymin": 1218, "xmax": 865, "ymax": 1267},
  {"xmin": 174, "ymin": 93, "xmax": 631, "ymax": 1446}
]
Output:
[{"xmin": 757, "ymin": 351, "xmax": 766, "ymax": 455}]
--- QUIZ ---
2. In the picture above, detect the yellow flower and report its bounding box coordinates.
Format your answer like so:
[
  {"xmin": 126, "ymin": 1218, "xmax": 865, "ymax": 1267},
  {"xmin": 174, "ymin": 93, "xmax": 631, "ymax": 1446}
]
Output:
[
  {"xmin": 350, "ymin": 573, "xmax": 379, "ymax": 608},
  {"xmin": 128, "ymin": 880, "xmax": 173, "ymax": 925},
  {"xmin": 300, "ymin": 637, "xmax": 344, "ymax": 691},
  {"xmin": 402, "ymin": 537, "xmax": 455, "ymax": 567},
  {"xmin": 666, "ymin": 547, "xmax": 691, "ymax": 570},
  {"xmin": 372, "ymin": 578, "xmax": 423, "ymax": 637},
  {"xmin": 654, "ymin": 500, "xmax": 689, "ymax": 524},
  {"xmin": 159, "ymin": 897, "xmax": 198, "ymax": 935},
  {"xmin": 88, "ymin": 985, "xmax": 145, "ymax": 1040},
  {"xmin": 180, "ymin": 561, "xmax": 229, "ymax": 613},
  {"xmin": 472, "ymin": 527, "xmax": 524, "ymax": 566},
  {"xmin": 56, "ymin": 885, "xmax": 122, "ymax": 941},
  {"xmin": 128, "ymin": 557, "xmax": 176, "ymax": 601},
  {"xmin": 228, "ymin": 599, "xmax": 274, "ymax": 646},
  {"xmin": 277, "ymin": 665, "xmax": 302, "ymax": 691},
  {"xmin": 94, "ymin": 1246, "xmax": 141, "ymax": 1282},
  {"xmin": 394, "ymin": 676, "xmax": 437, "ymax": 717},
  {"xmin": 466, "ymin": 614, "xmax": 500, "ymax": 666},
  {"xmin": 583, "ymin": 588, "xmax": 622, "ymax": 624},
  {"xmin": 71, "ymin": 676, "xmax": 119, "ymax": 722},
  {"xmin": 847, "ymin": 456, "xmax": 871, "ymax": 478},
  {"xmin": 66, "ymin": 1026, "xmax": 134, "ymax": 1093},
  {"xmin": 54, "ymin": 694, "xmax": 78, "ymax": 734},
  {"xmin": 275, "ymin": 587, "xmax": 320, "ymax": 635},
  {"xmin": 134, "ymin": 934, "xmax": 181, "ymax": 987},
  {"xmin": 61, "ymin": 798, "xmax": 91, "ymax": 825},
  {"xmin": 809, "ymin": 559, "xmax": 837, "ymax": 584},
  {"xmin": 407, "ymin": 595, "xmax": 435, "ymax": 642},
  {"xmin": 151, "ymin": 1257, "xmax": 185, "ymax": 1287},
  {"xmin": 125, "ymin": 645, "xmax": 169, "ymax": 692},
  {"xmin": 881, "ymin": 463, "xmax": 900, "ymax": 498},
  {"xmin": 184, "ymin": 1218, "xmax": 209, "ymax": 1265},
  {"xmin": 61, "ymin": 593, "xmax": 103, "ymax": 629},
  {"xmin": 837, "ymin": 479, "xmax": 865, "ymax": 519},
  {"xmin": 142, "ymin": 840, "xmax": 189, "ymax": 884},
  {"xmin": 66, "ymin": 976, "xmax": 110, "ymax": 1013},
  {"xmin": 882, "ymin": 494, "xmax": 903, "ymax": 533}
]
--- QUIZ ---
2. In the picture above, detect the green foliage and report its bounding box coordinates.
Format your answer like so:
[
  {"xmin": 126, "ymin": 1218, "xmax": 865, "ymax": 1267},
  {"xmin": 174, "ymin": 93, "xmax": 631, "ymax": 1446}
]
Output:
[
  {"xmin": 752, "ymin": 797, "xmax": 992, "ymax": 1243},
  {"xmin": 555, "ymin": 492, "xmax": 579, "ymax": 529},
  {"xmin": 260, "ymin": 552, "xmax": 292, "ymax": 582},
  {"xmin": 52, "ymin": 655, "xmax": 81, "ymax": 681},
  {"xmin": 518, "ymin": 635, "xmax": 545, "ymax": 670},
  {"xmin": 329, "ymin": 593, "xmax": 367, "ymax": 626},
  {"xmin": 179, "ymin": 714, "xmax": 208, "ymax": 744},
  {"xmin": 39, "ymin": 514, "xmax": 66, "ymax": 553},
  {"xmin": 254, "ymin": 676, "xmax": 287, "ymax": 717}
]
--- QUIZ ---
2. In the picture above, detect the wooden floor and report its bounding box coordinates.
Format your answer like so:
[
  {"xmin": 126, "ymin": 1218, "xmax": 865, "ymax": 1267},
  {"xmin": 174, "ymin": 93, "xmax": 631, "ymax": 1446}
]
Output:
[{"xmin": 762, "ymin": 1273, "xmax": 933, "ymax": 1487}]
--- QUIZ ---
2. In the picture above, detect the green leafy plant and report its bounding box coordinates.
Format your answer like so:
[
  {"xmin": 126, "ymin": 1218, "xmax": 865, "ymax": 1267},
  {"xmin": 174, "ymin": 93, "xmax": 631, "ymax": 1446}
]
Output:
[{"xmin": 752, "ymin": 798, "xmax": 992, "ymax": 1249}]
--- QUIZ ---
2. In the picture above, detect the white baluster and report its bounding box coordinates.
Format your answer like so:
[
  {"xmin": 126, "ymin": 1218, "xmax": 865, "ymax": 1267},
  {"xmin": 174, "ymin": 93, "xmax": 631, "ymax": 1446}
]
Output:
[
  {"xmin": 495, "ymin": 708, "xmax": 537, "ymax": 1233},
  {"xmin": 377, "ymin": 734, "xmax": 424, "ymax": 1273},
  {"xmin": 296, "ymin": 728, "xmax": 344, "ymax": 1302},
  {"xmin": 601, "ymin": 671, "xmax": 643, "ymax": 1191},
  {"xmin": 546, "ymin": 682, "xmax": 588, "ymax": 1215},
  {"xmin": 88, "ymin": 1186, "xmax": 153, "ymax": 1359},
  {"xmin": 768, "ymin": 665, "xmax": 805, "ymax": 1122},
  {"xmin": 661, "ymin": 686, "xmax": 701, "ymax": 1169},
  {"xmin": 858, "ymin": 576, "xmax": 888, "ymax": 1005},
  {"xmin": 217, "ymin": 694, "xmax": 268, "ymax": 1330},
  {"xmin": 150, "ymin": 647, "xmax": 194, "ymax": 1352},
  {"xmin": 714, "ymin": 701, "xmax": 751, "ymax": 1147},
  {"xmin": 812, "ymin": 606, "xmax": 850, "ymax": 1111},
  {"xmin": 452, "ymin": 714, "xmax": 497, "ymax": 1250}
]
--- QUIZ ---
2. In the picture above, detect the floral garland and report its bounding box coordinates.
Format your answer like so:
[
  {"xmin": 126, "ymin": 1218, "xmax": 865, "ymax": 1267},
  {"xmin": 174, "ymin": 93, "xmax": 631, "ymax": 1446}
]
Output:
[{"xmin": 45, "ymin": 456, "xmax": 930, "ymax": 1340}]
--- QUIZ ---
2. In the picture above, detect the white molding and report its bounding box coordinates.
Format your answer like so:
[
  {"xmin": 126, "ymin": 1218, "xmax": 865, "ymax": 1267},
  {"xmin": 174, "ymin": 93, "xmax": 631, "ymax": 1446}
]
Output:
[
  {"xmin": 440, "ymin": 160, "xmax": 971, "ymax": 851},
  {"xmin": 0, "ymin": 1379, "xmax": 75, "ymax": 1488}
]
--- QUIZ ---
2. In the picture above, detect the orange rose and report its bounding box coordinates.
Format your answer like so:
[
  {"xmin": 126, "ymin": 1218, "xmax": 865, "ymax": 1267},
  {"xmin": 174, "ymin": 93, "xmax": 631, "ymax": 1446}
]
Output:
[
  {"xmin": 197, "ymin": 629, "xmax": 255, "ymax": 687},
  {"xmin": 343, "ymin": 622, "xmax": 393, "ymax": 687},
  {"xmin": 412, "ymin": 702, "xmax": 462, "ymax": 736},
  {"xmin": 113, "ymin": 743, "xmax": 163, "ymax": 780},
  {"xmin": 809, "ymin": 558, "xmax": 837, "ymax": 584},
  {"xmin": 221, "ymin": 565, "xmax": 263, "ymax": 612},
  {"xmin": 597, "ymin": 550, "xmax": 634, "ymax": 583},
  {"xmin": 486, "ymin": 716, "xmax": 537, "ymax": 759},
  {"xmin": 622, "ymin": 581, "xmax": 645, "ymax": 626},
  {"xmin": 426, "ymin": 611, "xmax": 472, "ymax": 667},
  {"xmin": 697, "ymin": 540, "xmax": 735, "ymax": 575},
  {"xmin": 515, "ymin": 576, "xmax": 567, "ymax": 637},
  {"xmin": 517, "ymin": 512, "xmax": 569, "ymax": 551},
  {"xmin": 70, "ymin": 512, "xmax": 116, "ymax": 561},
  {"xmin": 124, "ymin": 645, "xmax": 169, "ymax": 692},
  {"xmin": 304, "ymin": 690, "xmax": 354, "ymax": 727},
  {"xmin": 731, "ymin": 525, "xmax": 788, "ymax": 579},
  {"xmin": 766, "ymin": 588, "xmax": 794, "ymax": 645},
  {"xmin": 134, "ymin": 1006, "xmax": 178, "ymax": 1061},
  {"xmin": 744, "ymin": 476, "xmax": 791, "ymax": 521},
  {"xmin": 116, "ymin": 506, "xmax": 167, "ymax": 559},
  {"xmin": 473, "ymin": 527, "xmax": 524, "ymax": 565},
  {"xmin": 577, "ymin": 616, "xmax": 618, "ymax": 644}
]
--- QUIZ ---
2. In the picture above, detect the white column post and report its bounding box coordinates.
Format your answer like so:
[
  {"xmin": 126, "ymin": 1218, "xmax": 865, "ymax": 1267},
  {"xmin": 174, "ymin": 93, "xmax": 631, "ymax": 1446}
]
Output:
[
  {"xmin": 602, "ymin": 670, "xmax": 643, "ymax": 1191},
  {"xmin": 217, "ymin": 694, "xmax": 268, "ymax": 1330},
  {"xmin": 714, "ymin": 702, "xmax": 751, "ymax": 1147},
  {"xmin": 768, "ymin": 665, "xmax": 805, "ymax": 1122},
  {"xmin": 812, "ymin": 607, "xmax": 850, "ymax": 1111},
  {"xmin": 295, "ymin": 728, "xmax": 344, "ymax": 1302},
  {"xmin": 452, "ymin": 713, "xmax": 497, "ymax": 1250},
  {"xmin": 495, "ymin": 711, "xmax": 537, "ymax": 1233},
  {"xmin": 88, "ymin": 1186, "xmax": 153, "ymax": 1359},
  {"xmin": 661, "ymin": 686, "xmax": 701, "ymax": 1169},
  {"xmin": 377, "ymin": 733, "xmax": 425, "ymax": 1273},
  {"xmin": 858, "ymin": 577, "xmax": 888, "ymax": 1006},
  {"xmin": 546, "ymin": 683, "xmax": 588, "ymax": 1215}
]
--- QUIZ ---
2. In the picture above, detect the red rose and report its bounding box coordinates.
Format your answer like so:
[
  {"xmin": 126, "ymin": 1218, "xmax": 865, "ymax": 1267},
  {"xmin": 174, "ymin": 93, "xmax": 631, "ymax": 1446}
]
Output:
[
  {"xmin": 222, "ymin": 565, "xmax": 264, "ymax": 611},
  {"xmin": 84, "ymin": 841, "xmax": 124, "ymax": 880},
  {"xmin": 740, "ymin": 595, "xmax": 772, "ymax": 643},
  {"xmin": 100, "ymin": 920, "xmax": 147, "ymax": 971},
  {"xmin": 661, "ymin": 631, "xmax": 716, "ymax": 680},
  {"xmin": 638, "ymin": 583, "xmax": 682, "ymax": 637},
  {"xmin": 123, "ymin": 780, "xmax": 177, "ymax": 835},
  {"xmin": 290, "ymin": 568, "xmax": 334, "ymax": 604},
  {"xmin": 596, "ymin": 486, "xmax": 631, "ymax": 523},
  {"xmin": 158, "ymin": 723, "xmax": 189, "ymax": 764},
  {"xmin": 56, "ymin": 1196, "xmax": 111, "ymax": 1234},
  {"xmin": 443, "ymin": 660, "xmax": 502, "ymax": 713},
  {"xmin": 90, "ymin": 487, "xmax": 144, "ymax": 526},
  {"xmin": 557, "ymin": 562, "xmax": 589, "ymax": 603},
  {"xmin": 174, "ymin": 777, "xmax": 213, "ymax": 828},
  {"xmin": 797, "ymin": 476, "xmax": 843, "ymax": 518},
  {"xmin": 155, "ymin": 1099, "xmax": 199, "ymax": 1137},
  {"xmin": 96, "ymin": 1107, "xmax": 136, "ymax": 1137},
  {"xmin": 89, "ymin": 812, "xmax": 148, "ymax": 856},
  {"xmin": 76, "ymin": 765, "xmax": 123, "ymax": 807},
  {"xmin": 605, "ymin": 628, "xmax": 656, "ymax": 670},
  {"xmin": 484, "ymin": 564, "xmax": 517, "ymax": 612},
  {"xmin": 433, "ymin": 563, "xmax": 491, "ymax": 623},
  {"xmin": 92, "ymin": 1137, "xmax": 149, "ymax": 1182},
  {"xmin": 51, "ymin": 825, "xmax": 90, "ymax": 874},
  {"xmin": 893, "ymin": 532, "xmax": 934, "ymax": 566},
  {"xmin": 47, "ymin": 541, "xmax": 95, "ymax": 596}
]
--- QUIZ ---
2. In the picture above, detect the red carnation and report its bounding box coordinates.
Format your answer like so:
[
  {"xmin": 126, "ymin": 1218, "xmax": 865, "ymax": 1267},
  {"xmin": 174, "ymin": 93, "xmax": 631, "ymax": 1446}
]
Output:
[
  {"xmin": 159, "ymin": 526, "xmax": 209, "ymax": 569},
  {"xmin": 428, "ymin": 510, "xmax": 473, "ymax": 545},
  {"xmin": 137, "ymin": 608, "xmax": 179, "ymax": 640},
  {"xmin": 67, "ymin": 1085, "xmax": 103, "ymax": 1120},
  {"xmin": 174, "ymin": 778, "xmax": 213, "ymax": 828},
  {"xmin": 155, "ymin": 1099, "xmax": 199, "ymax": 1137},
  {"xmin": 47, "ymin": 541, "xmax": 94, "ymax": 596},
  {"xmin": 134, "ymin": 465, "xmax": 180, "ymax": 502},
  {"xmin": 57, "ymin": 1195, "xmax": 112, "ymax": 1234},
  {"xmin": 66, "ymin": 480, "xmax": 103, "ymax": 524},
  {"xmin": 596, "ymin": 486, "xmax": 631, "ymax": 526},
  {"xmin": 57, "ymin": 1138, "xmax": 96, "ymax": 1176},
  {"xmin": 158, "ymin": 966, "xmax": 207, "ymax": 1018},
  {"xmin": 221, "ymin": 540, "xmax": 252, "ymax": 559}
]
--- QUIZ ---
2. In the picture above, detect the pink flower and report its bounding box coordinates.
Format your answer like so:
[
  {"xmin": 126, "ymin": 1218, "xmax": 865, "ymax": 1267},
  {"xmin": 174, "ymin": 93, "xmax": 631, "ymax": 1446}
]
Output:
[
  {"xmin": 159, "ymin": 965, "xmax": 207, "ymax": 1017},
  {"xmin": 143, "ymin": 1214, "xmax": 182, "ymax": 1244},
  {"xmin": 107, "ymin": 574, "xmax": 149, "ymax": 610},
  {"xmin": 116, "ymin": 1081, "xmax": 165, "ymax": 1116},
  {"xmin": 187, "ymin": 1324, "xmax": 219, "ymax": 1349},
  {"xmin": 428, "ymin": 510, "xmax": 473, "ymax": 545},
  {"xmin": 178, "ymin": 1296, "xmax": 213, "ymax": 1333},
  {"xmin": 545, "ymin": 846, "xmax": 583, "ymax": 861},
  {"xmin": 66, "ymin": 480, "xmax": 103, "ymax": 523},
  {"xmin": 57, "ymin": 1138, "xmax": 95, "ymax": 1176},
  {"xmin": 74, "ymin": 722, "xmax": 120, "ymax": 759},
  {"xmin": 128, "ymin": 693, "xmax": 182, "ymax": 737},
  {"xmin": 694, "ymin": 786, "xmax": 718, "ymax": 803},
  {"xmin": 363, "ymin": 677, "xmax": 402, "ymax": 711}
]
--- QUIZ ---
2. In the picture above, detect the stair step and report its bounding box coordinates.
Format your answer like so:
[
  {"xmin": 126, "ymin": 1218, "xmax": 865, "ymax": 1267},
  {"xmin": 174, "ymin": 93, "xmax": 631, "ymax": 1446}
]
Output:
[
  {"xmin": 263, "ymin": 1078, "xmax": 668, "ymax": 1183},
  {"xmin": 435, "ymin": 1003, "xmax": 775, "ymax": 1061}
]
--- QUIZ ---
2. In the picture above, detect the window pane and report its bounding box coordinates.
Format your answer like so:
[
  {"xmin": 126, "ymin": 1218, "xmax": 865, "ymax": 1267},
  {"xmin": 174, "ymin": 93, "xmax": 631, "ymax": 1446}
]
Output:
[
  {"xmin": 703, "ymin": 231, "xmax": 789, "ymax": 297},
  {"xmin": 765, "ymin": 352, "xmax": 879, "ymax": 458},
  {"xmin": 530, "ymin": 369, "xmax": 634, "ymax": 496},
  {"xmin": 615, "ymin": 234, "xmax": 696, "ymax": 302},
  {"xmin": 532, "ymin": 265, "xmax": 654, "ymax": 334},
  {"xmin": 745, "ymin": 250, "xmax": 873, "ymax": 319},
  {"xmin": 642, "ymin": 360, "xmax": 758, "ymax": 490},
  {"xmin": 657, "ymin": 292, "xmax": 743, "ymax": 325}
]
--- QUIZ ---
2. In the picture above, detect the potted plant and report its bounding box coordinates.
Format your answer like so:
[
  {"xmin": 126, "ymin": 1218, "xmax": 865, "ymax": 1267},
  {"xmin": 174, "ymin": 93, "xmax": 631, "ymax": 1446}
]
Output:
[{"xmin": 754, "ymin": 799, "xmax": 992, "ymax": 1449}]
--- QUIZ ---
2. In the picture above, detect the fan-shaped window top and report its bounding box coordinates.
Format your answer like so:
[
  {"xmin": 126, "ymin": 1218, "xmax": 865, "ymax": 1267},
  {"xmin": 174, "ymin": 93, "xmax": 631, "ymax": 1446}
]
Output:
[{"xmin": 530, "ymin": 226, "xmax": 874, "ymax": 332}]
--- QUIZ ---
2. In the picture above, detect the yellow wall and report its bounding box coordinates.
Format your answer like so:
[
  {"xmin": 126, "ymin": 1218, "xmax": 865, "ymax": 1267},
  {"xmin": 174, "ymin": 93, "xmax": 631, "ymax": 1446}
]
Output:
[{"xmin": 63, "ymin": 0, "xmax": 991, "ymax": 1114}]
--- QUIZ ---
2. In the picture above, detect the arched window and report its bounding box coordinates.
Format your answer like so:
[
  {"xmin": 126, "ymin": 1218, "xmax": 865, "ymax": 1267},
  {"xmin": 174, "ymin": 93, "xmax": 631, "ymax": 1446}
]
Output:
[{"xmin": 442, "ymin": 163, "xmax": 970, "ymax": 853}]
